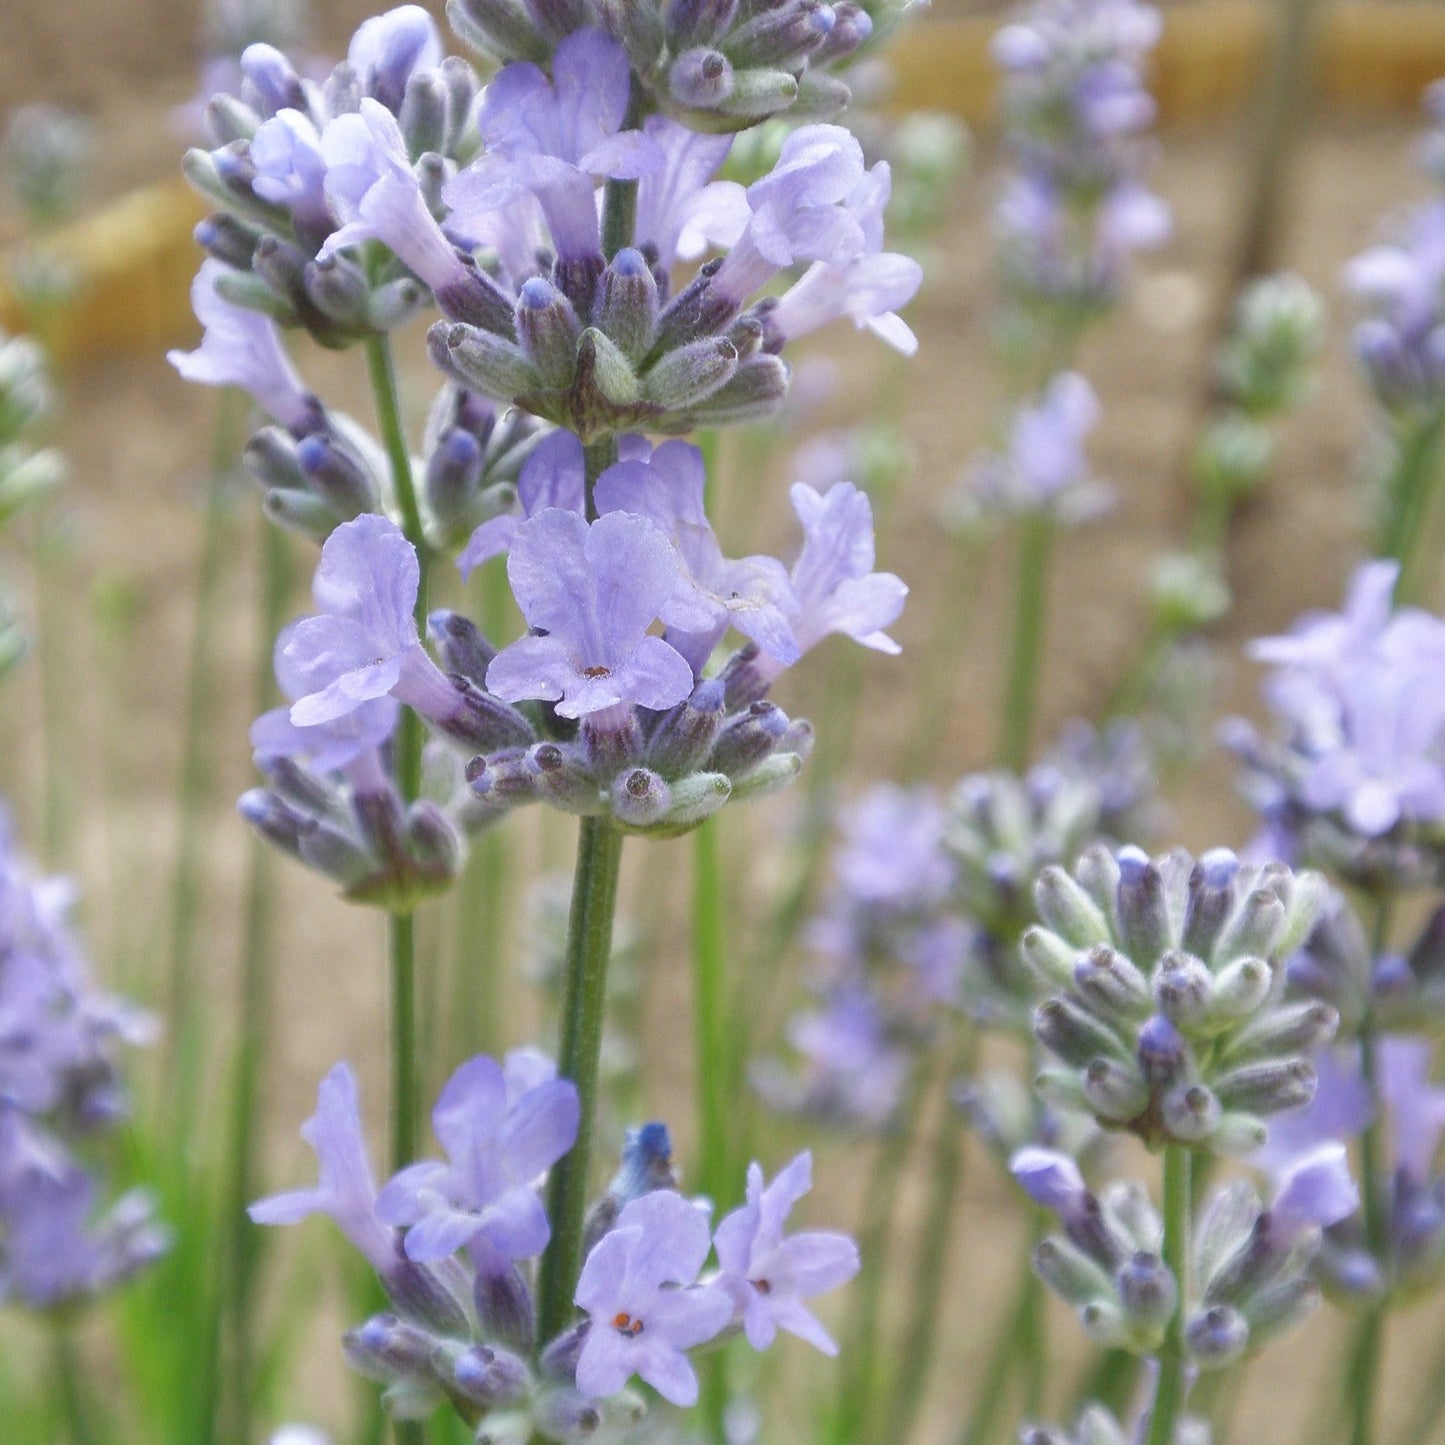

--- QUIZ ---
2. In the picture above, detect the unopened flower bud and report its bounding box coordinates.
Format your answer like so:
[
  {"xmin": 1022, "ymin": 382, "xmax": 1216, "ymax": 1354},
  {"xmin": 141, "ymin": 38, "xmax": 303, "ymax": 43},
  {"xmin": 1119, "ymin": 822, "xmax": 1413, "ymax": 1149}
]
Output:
[
  {"xmin": 646, "ymin": 678, "xmax": 727, "ymax": 776},
  {"xmin": 611, "ymin": 767, "xmax": 672, "ymax": 827},
  {"xmin": 400, "ymin": 74, "xmax": 448, "ymax": 159},
  {"xmin": 1035, "ymin": 997, "xmax": 1127, "ymax": 1069},
  {"xmin": 1083, "ymin": 1058, "xmax": 1150, "ymax": 1123},
  {"xmin": 1186, "ymin": 1304, "xmax": 1249, "ymax": 1366},
  {"xmin": 670, "ymin": 47, "xmax": 736, "ymax": 109},
  {"xmin": 644, "ymin": 336, "xmax": 738, "ymax": 410},
  {"xmin": 596, "ymin": 248, "xmax": 659, "ymax": 364},
  {"xmin": 1117, "ymin": 1250, "xmax": 1177, "ymax": 1337},
  {"xmin": 527, "ymin": 742, "xmax": 605, "ymax": 814},
  {"xmin": 297, "ymin": 434, "xmax": 381, "ymax": 519},
  {"xmin": 516, "ymin": 278, "xmax": 581, "ymax": 390},
  {"xmin": 428, "ymin": 610, "xmax": 496, "ymax": 688},
  {"xmin": 433, "ymin": 322, "xmax": 541, "ymax": 400},
  {"xmin": 452, "ymin": 1343, "xmax": 531, "ymax": 1407},
  {"xmin": 1212, "ymin": 1057, "xmax": 1314, "ymax": 1115}
]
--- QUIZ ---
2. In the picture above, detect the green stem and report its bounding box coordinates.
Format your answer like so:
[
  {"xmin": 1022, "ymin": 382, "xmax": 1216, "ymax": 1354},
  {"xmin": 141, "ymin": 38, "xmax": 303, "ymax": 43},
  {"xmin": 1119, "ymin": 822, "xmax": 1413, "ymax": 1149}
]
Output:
[
  {"xmin": 1382, "ymin": 408, "xmax": 1445, "ymax": 606},
  {"xmin": 1145, "ymin": 1146, "xmax": 1192, "ymax": 1445},
  {"xmin": 219, "ymin": 516, "xmax": 293, "ymax": 1445},
  {"xmin": 535, "ymin": 817, "xmax": 626, "ymax": 1346},
  {"xmin": 600, "ymin": 179, "xmax": 639, "ymax": 262},
  {"xmin": 165, "ymin": 386, "xmax": 243, "ymax": 1152},
  {"xmin": 1349, "ymin": 896, "xmax": 1395, "ymax": 1445},
  {"xmin": 366, "ymin": 334, "xmax": 433, "ymax": 1445},
  {"xmin": 998, "ymin": 512, "xmax": 1055, "ymax": 772},
  {"xmin": 879, "ymin": 1032, "xmax": 975, "ymax": 1444},
  {"xmin": 693, "ymin": 817, "xmax": 733, "ymax": 1443},
  {"xmin": 53, "ymin": 1326, "xmax": 102, "ymax": 1445}
]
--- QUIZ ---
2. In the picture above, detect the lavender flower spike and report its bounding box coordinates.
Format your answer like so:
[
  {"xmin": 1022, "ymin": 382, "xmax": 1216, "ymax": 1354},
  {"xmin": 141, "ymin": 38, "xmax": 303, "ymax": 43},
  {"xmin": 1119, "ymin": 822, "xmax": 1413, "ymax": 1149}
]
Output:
[
  {"xmin": 282, "ymin": 513, "xmax": 462, "ymax": 731},
  {"xmin": 713, "ymin": 1151, "xmax": 860, "ymax": 1355},
  {"xmin": 375, "ymin": 1052, "xmax": 578, "ymax": 1265},
  {"xmin": 574, "ymin": 1190, "xmax": 732, "ymax": 1405},
  {"xmin": 249, "ymin": 1063, "xmax": 397, "ymax": 1275},
  {"xmin": 485, "ymin": 508, "xmax": 696, "ymax": 718},
  {"xmin": 168, "ymin": 259, "xmax": 316, "ymax": 433}
]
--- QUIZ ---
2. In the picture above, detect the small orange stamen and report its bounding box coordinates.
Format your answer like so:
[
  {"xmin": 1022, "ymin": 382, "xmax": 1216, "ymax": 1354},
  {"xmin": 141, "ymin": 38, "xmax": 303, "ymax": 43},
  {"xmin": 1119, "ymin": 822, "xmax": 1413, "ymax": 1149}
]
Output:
[
  {"xmin": 750, "ymin": 1278, "xmax": 772, "ymax": 1295},
  {"xmin": 583, "ymin": 665, "xmax": 611, "ymax": 678}
]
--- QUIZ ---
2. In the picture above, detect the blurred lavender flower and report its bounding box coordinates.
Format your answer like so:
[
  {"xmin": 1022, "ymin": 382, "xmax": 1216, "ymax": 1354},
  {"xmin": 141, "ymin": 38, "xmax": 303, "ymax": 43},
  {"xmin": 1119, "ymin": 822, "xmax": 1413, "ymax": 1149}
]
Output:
[
  {"xmin": 1227, "ymin": 559, "xmax": 1445, "ymax": 888},
  {"xmin": 953, "ymin": 372, "xmax": 1110, "ymax": 526},
  {"xmin": 991, "ymin": 0, "xmax": 1169, "ymax": 327}
]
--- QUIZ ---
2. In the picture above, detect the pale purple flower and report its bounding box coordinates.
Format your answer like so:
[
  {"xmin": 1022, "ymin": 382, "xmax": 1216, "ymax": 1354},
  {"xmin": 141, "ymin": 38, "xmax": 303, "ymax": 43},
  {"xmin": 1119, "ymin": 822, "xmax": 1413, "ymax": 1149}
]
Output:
[
  {"xmin": 347, "ymin": 5, "xmax": 442, "ymax": 114},
  {"xmin": 249, "ymin": 1062, "xmax": 398, "ymax": 1274},
  {"xmin": 574, "ymin": 1190, "xmax": 731, "ymax": 1405},
  {"xmin": 444, "ymin": 30, "xmax": 661, "ymax": 264},
  {"xmin": 1380, "ymin": 1037, "xmax": 1445, "ymax": 1184},
  {"xmin": 1246, "ymin": 560, "xmax": 1445, "ymax": 838},
  {"xmin": 769, "ymin": 161, "xmax": 923, "ymax": 355},
  {"xmin": 714, "ymin": 1152, "xmax": 860, "ymax": 1354},
  {"xmin": 485, "ymin": 509, "xmax": 696, "ymax": 718},
  {"xmin": 375, "ymin": 1052, "xmax": 578, "ymax": 1266},
  {"xmin": 281, "ymin": 513, "xmax": 462, "ymax": 731},
  {"xmin": 593, "ymin": 440, "xmax": 797, "ymax": 671},
  {"xmin": 830, "ymin": 784, "xmax": 953, "ymax": 911},
  {"xmin": 320, "ymin": 100, "xmax": 470, "ymax": 297},
  {"xmin": 456, "ymin": 429, "xmax": 587, "ymax": 580},
  {"xmin": 711, "ymin": 126, "xmax": 871, "ymax": 306},
  {"xmin": 753, "ymin": 482, "xmax": 906, "ymax": 682},
  {"xmin": 632, "ymin": 116, "xmax": 744, "ymax": 272},
  {"xmin": 1269, "ymin": 1142, "xmax": 1359, "ymax": 1241},
  {"xmin": 251, "ymin": 618, "xmax": 399, "ymax": 773},
  {"xmin": 250, "ymin": 108, "xmax": 332, "ymax": 243},
  {"xmin": 168, "ymin": 260, "xmax": 316, "ymax": 432}
]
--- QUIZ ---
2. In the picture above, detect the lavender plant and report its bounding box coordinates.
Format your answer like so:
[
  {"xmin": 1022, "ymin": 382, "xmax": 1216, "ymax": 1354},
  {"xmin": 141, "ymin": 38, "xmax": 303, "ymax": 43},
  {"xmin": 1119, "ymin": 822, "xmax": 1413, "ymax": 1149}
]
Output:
[{"xmin": 170, "ymin": 1, "xmax": 918, "ymax": 1438}]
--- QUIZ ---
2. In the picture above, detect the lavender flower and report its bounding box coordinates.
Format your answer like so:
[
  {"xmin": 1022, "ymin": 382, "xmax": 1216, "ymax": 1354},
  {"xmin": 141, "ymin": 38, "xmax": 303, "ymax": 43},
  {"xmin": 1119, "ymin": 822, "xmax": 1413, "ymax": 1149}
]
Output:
[
  {"xmin": 1229, "ymin": 560, "xmax": 1445, "ymax": 885},
  {"xmin": 484, "ymin": 508, "xmax": 697, "ymax": 718},
  {"xmin": 168, "ymin": 259, "xmax": 318, "ymax": 432},
  {"xmin": 574, "ymin": 1190, "xmax": 731, "ymax": 1406},
  {"xmin": 445, "ymin": 29, "xmax": 661, "ymax": 269},
  {"xmin": 376, "ymin": 1052, "xmax": 578, "ymax": 1267},
  {"xmin": 713, "ymin": 1152, "xmax": 860, "ymax": 1354}
]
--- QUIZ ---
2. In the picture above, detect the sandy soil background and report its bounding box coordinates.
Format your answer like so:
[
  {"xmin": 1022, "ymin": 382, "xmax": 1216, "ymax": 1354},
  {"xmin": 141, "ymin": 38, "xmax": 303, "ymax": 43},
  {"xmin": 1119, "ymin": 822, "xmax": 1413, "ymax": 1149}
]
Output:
[{"xmin": 3, "ymin": 0, "xmax": 1445, "ymax": 1439}]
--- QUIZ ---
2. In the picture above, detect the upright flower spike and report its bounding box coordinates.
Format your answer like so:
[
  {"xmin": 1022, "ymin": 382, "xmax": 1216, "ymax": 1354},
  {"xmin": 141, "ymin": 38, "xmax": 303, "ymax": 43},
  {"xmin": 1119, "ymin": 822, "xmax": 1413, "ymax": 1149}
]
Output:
[
  {"xmin": 713, "ymin": 1151, "xmax": 860, "ymax": 1354},
  {"xmin": 1024, "ymin": 845, "xmax": 1332, "ymax": 1152},
  {"xmin": 573, "ymin": 1190, "xmax": 732, "ymax": 1406}
]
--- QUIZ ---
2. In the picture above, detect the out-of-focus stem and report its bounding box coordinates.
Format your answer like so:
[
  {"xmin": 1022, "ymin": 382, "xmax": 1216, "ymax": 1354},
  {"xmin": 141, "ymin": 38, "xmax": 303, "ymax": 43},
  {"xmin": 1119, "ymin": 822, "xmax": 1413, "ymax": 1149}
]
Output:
[
  {"xmin": 1144, "ymin": 1146, "xmax": 1192, "ymax": 1445},
  {"xmin": 998, "ymin": 511, "xmax": 1054, "ymax": 772}
]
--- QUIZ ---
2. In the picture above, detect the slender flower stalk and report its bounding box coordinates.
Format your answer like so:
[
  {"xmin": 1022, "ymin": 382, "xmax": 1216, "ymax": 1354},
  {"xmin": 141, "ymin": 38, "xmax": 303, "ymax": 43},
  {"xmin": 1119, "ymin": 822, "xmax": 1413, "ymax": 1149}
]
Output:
[
  {"xmin": 999, "ymin": 510, "xmax": 1055, "ymax": 770},
  {"xmin": 1144, "ymin": 1145, "xmax": 1191, "ymax": 1445}
]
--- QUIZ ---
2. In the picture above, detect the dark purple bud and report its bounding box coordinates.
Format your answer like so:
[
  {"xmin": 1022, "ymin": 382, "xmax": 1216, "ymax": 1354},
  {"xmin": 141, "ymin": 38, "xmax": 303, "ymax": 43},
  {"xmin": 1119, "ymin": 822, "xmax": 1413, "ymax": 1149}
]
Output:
[
  {"xmin": 645, "ymin": 678, "xmax": 727, "ymax": 776},
  {"xmin": 651, "ymin": 258, "xmax": 736, "ymax": 359},
  {"xmin": 452, "ymin": 1342, "xmax": 531, "ymax": 1407},
  {"xmin": 400, "ymin": 74, "xmax": 448, "ymax": 158},
  {"xmin": 467, "ymin": 747, "xmax": 538, "ymax": 804},
  {"xmin": 194, "ymin": 213, "xmax": 259, "ymax": 270},
  {"xmin": 710, "ymin": 699, "xmax": 789, "ymax": 778},
  {"xmin": 473, "ymin": 1262, "xmax": 537, "ymax": 1354},
  {"xmin": 434, "ymin": 257, "xmax": 516, "ymax": 334},
  {"xmin": 1183, "ymin": 848, "xmax": 1239, "ymax": 955},
  {"xmin": 423, "ymin": 428, "xmax": 484, "ymax": 527},
  {"xmin": 1186, "ymin": 1304, "xmax": 1249, "ymax": 1365},
  {"xmin": 1116, "ymin": 851, "xmax": 1172, "ymax": 966},
  {"xmin": 596, "ymin": 247, "xmax": 660, "ymax": 365},
  {"xmin": 297, "ymin": 434, "xmax": 381, "ymax": 519},
  {"xmin": 666, "ymin": 0, "xmax": 739, "ymax": 49},
  {"xmin": 1033, "ymin": 997, "xmax": 1127, "ymax": 1070},
  {"xmin": 343, "ymin": 1312, "xmax": 439, "ymax": 1380},
  {"xmin": 406, "ymin": 802, "xmax": 463, "ymax": 877},
  {"xmin": 813, "ymin": 1, "xmax": 871, "ymax": 62},
  {"xmin": 1137, "ymin": 1011, "xmax": 1187, "ymax": 1082},
  {"xmin": 428, "ymin": 611, "xmax": 497, "ymax": 687},
  {"xmin": 726, "ymin": 0, "xmax": 835, "ymax": 70},
  {"xmin": 238, "ymin": 789, "xmax": 303, "ymax": 854},
  {"xmin": 581, "ymin": 710, "xmax": 645, "ymax": 780},
  {"xmin": 516, "ymin": 278, "xmax": 581, "ymax": 390}
]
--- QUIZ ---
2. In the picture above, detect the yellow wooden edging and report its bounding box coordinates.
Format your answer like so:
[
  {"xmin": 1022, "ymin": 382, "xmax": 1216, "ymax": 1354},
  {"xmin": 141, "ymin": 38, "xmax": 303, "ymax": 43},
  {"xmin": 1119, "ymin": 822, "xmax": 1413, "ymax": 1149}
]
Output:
[{"xmin": 6, "ymin": 0, "xmax": 1445, "ymax": 365}]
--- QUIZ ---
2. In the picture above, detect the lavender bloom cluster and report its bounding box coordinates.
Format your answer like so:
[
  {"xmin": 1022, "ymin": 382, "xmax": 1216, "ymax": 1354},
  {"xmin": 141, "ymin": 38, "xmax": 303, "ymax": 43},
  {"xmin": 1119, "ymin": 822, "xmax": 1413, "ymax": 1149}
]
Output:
[
  {"xmin": 254, "ymin": 1055, "xmax": 857, "ymax": 1435},
  {"xmin": 1224, "ymin": 559, "xmax": 1445, "ymax": 891},
  {"xmin": 990, "ymin": 0, "xmax": 1169, "ymax": 324},
  {"xmin": 1024, "ymin": 844, "xmax": 1329, "ymax": 1153},
  {"xmin": 0, "ymin": 812, "xmax": 165, "ymax": 1308},
  {"xmin": 1014, "ymin": 1141, "xmax": 1356, "ymax": 1365}
]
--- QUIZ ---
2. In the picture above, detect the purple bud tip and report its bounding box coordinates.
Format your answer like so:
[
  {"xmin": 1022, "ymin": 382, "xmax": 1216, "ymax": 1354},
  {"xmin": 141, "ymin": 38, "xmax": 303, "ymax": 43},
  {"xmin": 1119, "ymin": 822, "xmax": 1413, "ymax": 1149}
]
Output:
[
  {"xmin": 611, "ymin": 247, "xmax": 649, "ymax": 277},
  {"xmin": 519, "ymin": 277, "xmax": 557, "ymax": 310},
  {"xmin": 296, "ymin": 435, "xmax": 331, "ymax": 472},
  {"xmin": 635, "ymin": 1121, "xmax": 672, "ymax": 1160},
  {"xmin": 464, "ymin": 755, "xmax": 490, "ymax": 788},
  {"xmin": 809, "ymin": 4, "xmax": 837, "ymax": 36},
  {"xmin": 1373, "ymin": 955, "xmax": 1413, "ymax": 996},
  {"xmin": 1199, "ymin": 847, "xmax": 1240, "ymax": 887},
  {"xmin": 750, "ymin": 700, "xmax": 789, "ymax": 738},
  {"xmin": 237, "ymin": 790, "xmax": 273, "ymax": 825},
  {"xmin": 690, "ymin": 677, "xmax": 726, "ymax": 713},
  {"xmin": 1010, "ymin": 1146, "xmax": 1085, "ymax": 1212},
  {"xmin": 442, "ymin": 428, "xmax": 482, "ymax": 465},
  {"xmin": 1138, "ymin": 1012, "xmax": 1185, "ymax": 1062},
  {"xmin": 1116, "ymin": 845, "xmax": 1149, "ymax": 880},
  {"xmin": 529, "ymin": 742, "xmax": 565, "ymax": 775}
]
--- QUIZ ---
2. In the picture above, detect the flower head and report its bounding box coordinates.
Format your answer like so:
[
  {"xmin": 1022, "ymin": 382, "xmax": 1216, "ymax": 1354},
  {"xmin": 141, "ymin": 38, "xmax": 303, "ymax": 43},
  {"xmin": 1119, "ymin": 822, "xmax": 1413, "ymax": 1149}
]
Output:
[
  {"xmin": 713, "ymin": 1152, "xmax": 860, "ymax": 1354},
  {"xmin": 574, "ymin": 1190, "xmax": 731, "ymax": 1405}
]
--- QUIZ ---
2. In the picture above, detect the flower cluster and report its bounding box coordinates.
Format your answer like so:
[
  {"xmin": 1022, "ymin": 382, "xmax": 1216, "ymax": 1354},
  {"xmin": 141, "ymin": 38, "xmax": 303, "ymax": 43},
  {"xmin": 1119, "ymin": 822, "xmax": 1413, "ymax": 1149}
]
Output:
[
  {"xmin": 0, "ymin": 812, "xmax": 165, "ymax": 1308},
  {"xmin": 1225, "ymin": 559, "xmax": 1445, "ymax": 891},
  {"xmin": 254, "ymin": 1055, "xmax": 857, "ymax": 1434},
  {"xmin": 1024, "ymin": 844, "xmax": 1330, "ymax": 1152},
  {"xmin": 990, "ymin": 0, "xmax": 1169, "ymax": 324},
  {"xmin": 1014, "ymin": 1141, "xmax": 1356, "ymax": 1364},
  {"xmin": 1344, "ymin": 88, "xmax": 1445, "ymax": 421}
]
